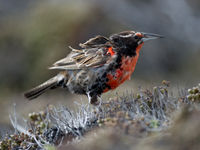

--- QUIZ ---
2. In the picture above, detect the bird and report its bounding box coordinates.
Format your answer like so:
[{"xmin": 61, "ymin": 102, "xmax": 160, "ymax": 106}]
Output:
[{"xmin": 24, "ymin": 31, "xmax": 163, "ymax": 105}]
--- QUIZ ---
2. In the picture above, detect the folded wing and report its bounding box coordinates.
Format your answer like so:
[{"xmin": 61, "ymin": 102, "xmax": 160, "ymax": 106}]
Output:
[{"xmin": 49, "ymin": 35, "xmax": 115, "ymax": 70}]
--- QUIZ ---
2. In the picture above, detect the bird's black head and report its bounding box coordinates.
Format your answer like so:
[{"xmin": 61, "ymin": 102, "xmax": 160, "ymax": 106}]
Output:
[{"xmin": 109, "ymin": 31, "xmax": 163, "ymax": 56}]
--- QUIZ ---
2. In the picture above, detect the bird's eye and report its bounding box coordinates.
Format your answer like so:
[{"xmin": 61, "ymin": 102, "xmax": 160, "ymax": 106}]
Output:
[{"xmin": 134, "ymin": 35, "xmax": 139, "ymax": 40}]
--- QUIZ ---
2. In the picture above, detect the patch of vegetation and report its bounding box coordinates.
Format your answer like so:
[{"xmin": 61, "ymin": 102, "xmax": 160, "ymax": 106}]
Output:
[
  {"xmin": 0, "ymin": 81, "xmax": 200, "ymax": 150},
  {"xmin": 187, "ymin": 84, "xmax": 200, "ymax": 102}
]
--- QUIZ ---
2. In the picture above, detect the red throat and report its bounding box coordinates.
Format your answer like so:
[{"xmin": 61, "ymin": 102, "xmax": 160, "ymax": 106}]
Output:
[{"xmin": 103, "ymin": 43, "xmax": 144, "ymax": 93}]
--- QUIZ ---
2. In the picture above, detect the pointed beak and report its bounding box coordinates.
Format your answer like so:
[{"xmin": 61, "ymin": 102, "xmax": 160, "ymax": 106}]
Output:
[{"xmin": 141, "ymin": 32, "xmax": 164, "ymax": 42}]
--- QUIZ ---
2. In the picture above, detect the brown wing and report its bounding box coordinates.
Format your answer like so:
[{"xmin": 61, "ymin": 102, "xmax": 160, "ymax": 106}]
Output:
[
  {"xmin": 49, "ymin": 36, "xmax": 114, "ymax": 70},
  {"xmin": 79, "ymin": 35, "xmax": 109, "ymax": 48}
]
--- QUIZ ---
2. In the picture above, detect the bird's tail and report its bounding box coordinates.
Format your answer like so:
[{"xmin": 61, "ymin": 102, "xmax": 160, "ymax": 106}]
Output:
[{"xmin": 24, "ymin": 73, "xmax": 67, "ymax": 100}]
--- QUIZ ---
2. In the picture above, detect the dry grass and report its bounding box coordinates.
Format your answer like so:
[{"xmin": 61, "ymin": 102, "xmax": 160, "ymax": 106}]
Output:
[{"xmin": 0, "ymin": 82, "xmax": 200, "ymax": 150}]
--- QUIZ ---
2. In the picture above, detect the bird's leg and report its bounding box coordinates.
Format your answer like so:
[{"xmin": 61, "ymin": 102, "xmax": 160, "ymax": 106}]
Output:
[{"xmin": 86, "ymin": 91, "xmax": 92, "ymax": 104}]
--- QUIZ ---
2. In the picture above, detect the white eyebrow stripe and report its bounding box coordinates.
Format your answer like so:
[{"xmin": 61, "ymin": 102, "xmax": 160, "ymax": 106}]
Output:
[{"xmin": 119, "ymin": 34, "xmax": 133, "ymax": 38}]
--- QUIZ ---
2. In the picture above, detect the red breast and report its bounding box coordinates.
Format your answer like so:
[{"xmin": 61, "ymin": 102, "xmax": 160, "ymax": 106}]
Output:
[{"xmin": 103, "ymin": 43, "xmax": 143, "ymax": 93}]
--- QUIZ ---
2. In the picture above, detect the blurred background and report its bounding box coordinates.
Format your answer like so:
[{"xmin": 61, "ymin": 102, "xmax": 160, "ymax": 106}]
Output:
[{"xmin": 0, "ymin": 0, "xmax": 200, "ymax": 135}]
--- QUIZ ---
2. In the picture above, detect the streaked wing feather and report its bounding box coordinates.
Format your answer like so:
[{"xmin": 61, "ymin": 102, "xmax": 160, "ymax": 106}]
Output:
[
  {"xmin": 52, "ymin": 53, "xmax": 74, "ymax": 66},
  {"xmin": 52, "ymin": 46, "xmax": 85, "ymax": 66},
  {"xmin": 79, "ymin": 35, "xmax": 109, "ymax": 48},
  {"xmin": 49, "ymin": 64, "xmax": 83, "ymax": 70},
  {"xmin": 49, "ymin": 36, "xmax": 113, "ymax": 70}
]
